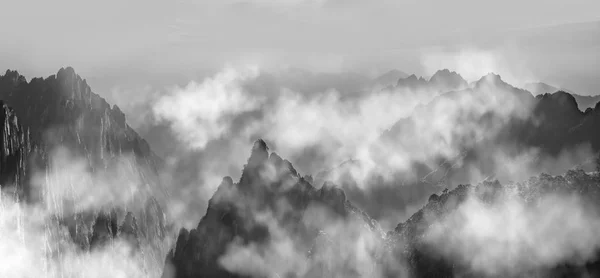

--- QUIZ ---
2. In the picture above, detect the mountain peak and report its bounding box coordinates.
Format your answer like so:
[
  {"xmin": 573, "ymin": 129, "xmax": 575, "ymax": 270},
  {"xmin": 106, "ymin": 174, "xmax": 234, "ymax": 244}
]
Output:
[
  {"xmin": 481, "ymin": 72, "xmax": 502, "ymax": 82},
  {"xmin": 429, "ymin": 69, "xmax": 467, "ymax": 89},
  {"xmin": 1, "ymin": 69, "xmax": 27, "ymax": 86},
  {"xmin": 474, "ymin": 72, "xmax": 507, "ymax": 89},
  {"xmin": 249, "ymin": 139, "xmax": 269, "ymax": 164},
  {"xmin": 431, "ymin": 69, "xmax": 460, "ymax": 79},
  {"xmin": 56, "ymin": 66, "xmax": 80, "ymax": 84}
]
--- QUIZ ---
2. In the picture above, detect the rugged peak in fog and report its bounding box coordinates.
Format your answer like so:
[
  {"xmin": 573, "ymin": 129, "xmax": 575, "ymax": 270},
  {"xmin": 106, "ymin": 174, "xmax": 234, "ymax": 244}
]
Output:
[
  {"xmin": 251, "ymin": 138, "xmax": 269, "ymax": 158},
  {"xmin": 163, "ymin": 140, "xmax": 380, "ymax": 277},
  {"xmin": 1, "ymin": 69, "xmax": 27, "ymax": 86},
  {"xmin": 429, "ymin": 69, "xmax": 467, "ymax": 89},
  {"xmin": 475, "ymin": 72, "xmax": 504, "ymax": 86},
  {"xmin": 523, "ymin": 82, "xmax": 600, "ymax": 111},
  {"xmin": 395, "ymin": 70, "xmax": 467, "ymax": 93}
]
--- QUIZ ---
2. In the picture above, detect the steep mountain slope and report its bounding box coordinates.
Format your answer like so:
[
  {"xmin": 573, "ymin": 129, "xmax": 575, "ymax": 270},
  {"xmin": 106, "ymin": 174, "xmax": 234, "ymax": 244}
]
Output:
[
  {"xmin": 0, "ymin": 100, "xmax": 31, "ymax": 197},
  {"xmin": 0, "ymin": 68, "xmax": 163, "ymax": 198},
  {"xmin": 0, "ymin": 68, "xmax": 168, "ymax": 274},
  {"xmin": 163, "ymin": 140, "xmax": 387, "ymax": 278}
]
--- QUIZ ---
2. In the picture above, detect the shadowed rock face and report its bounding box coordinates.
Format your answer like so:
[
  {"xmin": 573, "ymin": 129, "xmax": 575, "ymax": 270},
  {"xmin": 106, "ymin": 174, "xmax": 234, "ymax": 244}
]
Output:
[
  {"xmin": 0, "ymin": 68, "xmax": 162, "ymax": 177},
  {"xmin": 0, "ymin": 100, "xmax": 31, "ymax": 198},
  {"xmin": 0, "ymin": 67, "xmax": 164, "ymax": 198},
  {"xmin": 163, "ymin": 140, "xmax": 379, "ymax": 278},
  {"xmin": 0, "ymin": 68, "xmax": 167, "ymax": 257}
]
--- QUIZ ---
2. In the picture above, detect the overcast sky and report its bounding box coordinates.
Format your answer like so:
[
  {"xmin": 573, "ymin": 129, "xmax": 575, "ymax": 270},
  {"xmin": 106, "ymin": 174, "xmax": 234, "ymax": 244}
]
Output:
[{"xmin": 1, "ymin": 0, "xmax": 599, "ymax": 94}]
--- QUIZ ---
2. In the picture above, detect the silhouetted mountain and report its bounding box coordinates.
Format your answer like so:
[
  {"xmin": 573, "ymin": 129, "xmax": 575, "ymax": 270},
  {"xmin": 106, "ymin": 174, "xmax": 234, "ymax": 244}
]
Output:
[
  {"xmin": 396, "ymin": 74, "xmax": 428, "ymax": 89},
  {"xmin": 429, "ymin": 69, "xmax": 468, "ymax": 91},
  {"xmin": 523, "ymin": 82, "xmax": 600, "ymax": 111},
  {"xmin": 162, "ymin": 140, "xmax": 381, "ymax": 278},
  {"xmin": 395, "ymin": 69, "xmax": 467, "ymax": 93}
]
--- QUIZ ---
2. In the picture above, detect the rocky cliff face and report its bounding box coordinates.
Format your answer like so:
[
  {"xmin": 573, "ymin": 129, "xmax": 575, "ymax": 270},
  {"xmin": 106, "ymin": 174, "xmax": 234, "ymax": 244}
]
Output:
[
  {"xmin": 0, "ymin": 67, "xmax": 164, "ymax": 198},
  {"xmin": 0, "ymin": 68, "xmax": 161, "ymax": 173},
  {"xmin": 0, "ymin": 100, "xmax": 32, "ymax": 198},
  {"xmin": 0, "ymin": 68, "xmax": 168, "ymax": 270}
]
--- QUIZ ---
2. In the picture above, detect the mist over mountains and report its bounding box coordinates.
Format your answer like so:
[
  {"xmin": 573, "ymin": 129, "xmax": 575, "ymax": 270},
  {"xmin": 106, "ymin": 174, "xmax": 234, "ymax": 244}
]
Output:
[{"xmin": 0, "ymin": 64, "xmax": 600, "ymax": 278}]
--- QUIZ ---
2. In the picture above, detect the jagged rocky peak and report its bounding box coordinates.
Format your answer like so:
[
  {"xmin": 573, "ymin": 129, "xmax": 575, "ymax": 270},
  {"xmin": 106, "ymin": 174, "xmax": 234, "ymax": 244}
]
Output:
[
  {"xmin": 429, "ymin": 69, "xmax": 467, "ymax": 88},
  {"xmin": 162, "ymin": 139, "xmax": 380, "ymax": 278},
  {"xmin": 0, "ymin": 67, "xmax": 162, "ymax": 169},
  {"xmin": 248, "ymin": 138, "xmax": 269, "ymax": 166},
  {"xmin": 538, "ymin": 90, "xmax": 578, "ymax": 105},
  {"xmin": 397, "ymin": 74, "xmax": 427, "ymax": 87},
  {"xmin": 476, "ymin": 72, "xmax": 504, "ymax": 86},
  {"xmin": 534, "ymin": 90, "xmax": 582, "ymax": 120},
  {"xmin": 395, "ymin": 70, "xmax": 467, "ymax": 92},
  {"xmin": 1, "ymin": 69, "xmax": 27, "ymax": 86},
  {"xmin": 406, "ymin": 74, "xmax": 418, "ymax": 80}
]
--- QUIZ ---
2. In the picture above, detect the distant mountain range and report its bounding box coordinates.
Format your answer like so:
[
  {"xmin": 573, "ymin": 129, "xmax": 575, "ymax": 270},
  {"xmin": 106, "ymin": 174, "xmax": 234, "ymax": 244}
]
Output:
[
  {"xmin": 395, "ymin": 69, "xmax": 468, "ymax": 93},
  {"xmin": 524, "ymin": 82, "xmax": 600, "ymax": 111}
]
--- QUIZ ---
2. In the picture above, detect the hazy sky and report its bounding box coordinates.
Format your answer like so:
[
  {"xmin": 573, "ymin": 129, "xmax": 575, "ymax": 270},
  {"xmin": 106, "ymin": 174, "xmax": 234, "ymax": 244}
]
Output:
[{"xmin": 1, "ymin": 0, "xmax": 599, "ymax": 94}]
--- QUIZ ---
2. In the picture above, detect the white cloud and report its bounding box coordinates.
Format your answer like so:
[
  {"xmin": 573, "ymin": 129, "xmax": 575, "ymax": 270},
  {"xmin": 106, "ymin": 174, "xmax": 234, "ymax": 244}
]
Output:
[
  {"xmin": 153, "ymin": 66, "xmax": 262, "ymax": 149},
  {"xmin": 425, "ymin": 191, "xmax": 600, "ymax": 275}
]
